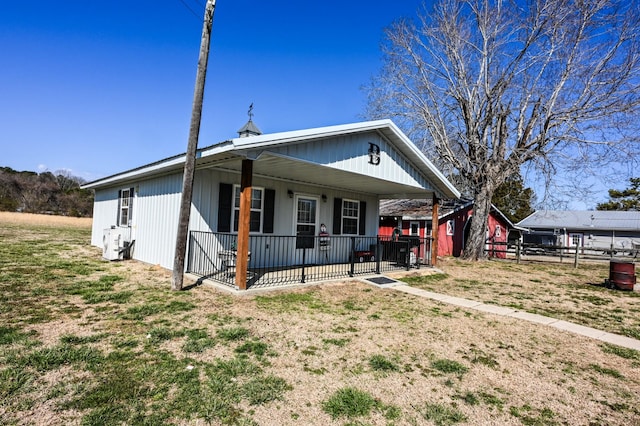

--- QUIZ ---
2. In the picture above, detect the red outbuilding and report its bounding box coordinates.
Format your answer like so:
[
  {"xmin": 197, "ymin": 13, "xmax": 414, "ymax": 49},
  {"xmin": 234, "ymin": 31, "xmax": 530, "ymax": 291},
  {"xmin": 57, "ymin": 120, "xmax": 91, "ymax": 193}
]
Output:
[{"xmin": 379, "ymin": 199, "xmax": 517, "ymax": 259}]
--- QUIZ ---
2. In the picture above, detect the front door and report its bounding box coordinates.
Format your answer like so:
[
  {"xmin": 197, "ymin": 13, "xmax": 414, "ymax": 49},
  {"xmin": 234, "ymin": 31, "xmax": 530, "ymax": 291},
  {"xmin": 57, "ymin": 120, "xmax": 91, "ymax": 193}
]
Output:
[
  {"xmin": 569, "ymin": 233, "xmax": 583, "ymax": 253},
  {"xmin": 295, "ymin": 195, "xmax": 319, "ymax": 262}
]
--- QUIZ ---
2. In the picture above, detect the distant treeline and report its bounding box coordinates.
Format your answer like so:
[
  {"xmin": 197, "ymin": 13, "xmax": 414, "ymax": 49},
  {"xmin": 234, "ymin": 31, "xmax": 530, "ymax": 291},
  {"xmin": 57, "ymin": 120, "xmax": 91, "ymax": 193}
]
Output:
[{"xmin": 0, "ymin": 167, "xmax": 93, "ymax": 217}]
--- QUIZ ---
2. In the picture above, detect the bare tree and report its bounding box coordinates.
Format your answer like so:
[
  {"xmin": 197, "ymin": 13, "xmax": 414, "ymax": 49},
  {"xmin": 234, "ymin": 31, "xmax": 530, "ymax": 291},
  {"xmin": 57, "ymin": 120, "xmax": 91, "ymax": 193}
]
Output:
[
  {"xmin": 366, "ymin": 0, "xmax": 640, "ymax": 260},
  {"xmin": 55, "ymin": 169, "xmax": 83, "ymax": 192}
]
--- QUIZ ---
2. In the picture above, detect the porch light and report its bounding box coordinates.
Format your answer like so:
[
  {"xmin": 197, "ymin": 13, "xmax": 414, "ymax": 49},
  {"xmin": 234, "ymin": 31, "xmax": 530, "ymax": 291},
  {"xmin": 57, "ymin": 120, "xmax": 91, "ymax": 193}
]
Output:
[
  {"xmin": 322, "ymin": 194, "xmax": 327, "ymax": 202},
  {"xmin": 288, "ymin": 190, "xmax": 293, "ymax": 198}
]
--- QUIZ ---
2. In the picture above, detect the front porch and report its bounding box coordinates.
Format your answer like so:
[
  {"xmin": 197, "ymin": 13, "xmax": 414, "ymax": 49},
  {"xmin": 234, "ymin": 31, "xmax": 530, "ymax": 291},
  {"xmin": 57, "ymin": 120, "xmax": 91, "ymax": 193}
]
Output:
[{"xmin": 186, "ymin": 231, "xmax": 432, "ymax": 290}]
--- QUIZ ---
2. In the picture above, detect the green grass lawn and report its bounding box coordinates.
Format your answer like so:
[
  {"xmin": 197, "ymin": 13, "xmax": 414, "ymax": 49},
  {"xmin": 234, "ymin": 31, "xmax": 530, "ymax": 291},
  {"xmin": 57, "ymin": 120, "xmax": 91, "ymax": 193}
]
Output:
[
  {"xmin": 0, "ymin": 223, "xmax": 289, "ymax": 425},
  {"xmin": 402, "ymin": 258, "xmax": 640, "ymax": 339},
  {"xmin": 2, "ymin": 220, "xmax": 639, "ymax": 426}
]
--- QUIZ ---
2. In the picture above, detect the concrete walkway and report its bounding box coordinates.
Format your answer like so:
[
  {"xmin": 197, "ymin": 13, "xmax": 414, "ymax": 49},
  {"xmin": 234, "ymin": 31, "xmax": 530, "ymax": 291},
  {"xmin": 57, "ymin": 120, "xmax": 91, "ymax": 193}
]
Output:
[{"xmin": 391, "ymin": 284, "xmax": 640, "ymax": 351}]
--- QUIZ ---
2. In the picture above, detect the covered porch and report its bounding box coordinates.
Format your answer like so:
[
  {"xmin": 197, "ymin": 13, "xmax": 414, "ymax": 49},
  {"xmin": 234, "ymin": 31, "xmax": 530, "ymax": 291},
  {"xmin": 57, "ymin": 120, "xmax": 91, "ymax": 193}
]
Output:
[
  {"xmin": 186, "ymin": 231, "xmax": 431, "ymax": 290},
  {"xmin": 197, "ymin": 121, "xmax": 459, "ymax": 290}
]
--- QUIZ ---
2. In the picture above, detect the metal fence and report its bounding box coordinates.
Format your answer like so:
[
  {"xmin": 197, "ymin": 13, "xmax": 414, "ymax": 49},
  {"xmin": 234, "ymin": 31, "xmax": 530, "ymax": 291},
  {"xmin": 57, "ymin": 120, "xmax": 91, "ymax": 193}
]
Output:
[{"xmin": 187, "ymin": 231, "xmax": 432, "ymax": 289}]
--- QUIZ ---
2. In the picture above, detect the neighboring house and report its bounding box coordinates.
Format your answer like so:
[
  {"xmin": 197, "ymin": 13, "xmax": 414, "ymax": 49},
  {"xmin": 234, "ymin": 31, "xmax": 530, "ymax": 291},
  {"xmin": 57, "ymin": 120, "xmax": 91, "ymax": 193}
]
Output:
[
  {"xmin": 379, "ymin": 199, "xmax": 517, "ymax": 259},
  {"xmin": 83, "ymin": 119, "xmax": 460, "ymax": 290},
  {"xmin": 517, "ymin": 210, "xmax": 640, "ymax": 253}
]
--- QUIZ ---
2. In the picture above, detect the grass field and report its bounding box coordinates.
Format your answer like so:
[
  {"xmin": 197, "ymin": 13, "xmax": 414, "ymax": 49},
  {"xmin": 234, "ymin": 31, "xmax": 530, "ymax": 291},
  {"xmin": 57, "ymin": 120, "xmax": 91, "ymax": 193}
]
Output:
[{"xmin": 1, "ymin": 213, "xmax": 640, "ymax": 425}]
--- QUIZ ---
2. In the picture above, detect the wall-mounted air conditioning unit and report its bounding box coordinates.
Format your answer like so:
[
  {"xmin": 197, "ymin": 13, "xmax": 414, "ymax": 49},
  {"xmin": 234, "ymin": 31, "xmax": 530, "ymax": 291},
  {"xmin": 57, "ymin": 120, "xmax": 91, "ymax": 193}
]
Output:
[{"xmin": 103, "ymin": 228, "xmax": 123, "ymax": 261}]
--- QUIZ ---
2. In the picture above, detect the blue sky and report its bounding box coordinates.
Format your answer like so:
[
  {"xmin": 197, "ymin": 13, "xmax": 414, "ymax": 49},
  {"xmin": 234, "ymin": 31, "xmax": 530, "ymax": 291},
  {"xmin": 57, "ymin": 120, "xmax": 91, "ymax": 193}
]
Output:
[{"xmin": 1, "ymin": 0, "xmax": 426, "ymax": 182}]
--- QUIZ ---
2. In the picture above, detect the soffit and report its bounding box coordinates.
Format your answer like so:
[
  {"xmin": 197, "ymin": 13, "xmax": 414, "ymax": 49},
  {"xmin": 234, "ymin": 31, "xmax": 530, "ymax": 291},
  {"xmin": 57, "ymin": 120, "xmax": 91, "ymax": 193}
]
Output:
[{"xmin": 209, "ymin": 154, "xmax": 433, "ymax": 198}]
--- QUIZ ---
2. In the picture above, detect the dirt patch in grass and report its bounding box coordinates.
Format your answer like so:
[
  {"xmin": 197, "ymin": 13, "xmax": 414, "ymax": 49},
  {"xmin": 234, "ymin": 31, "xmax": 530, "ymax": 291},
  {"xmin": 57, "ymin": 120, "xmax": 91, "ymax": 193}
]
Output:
[{"xmin": 1, "ymin": 214, "xmax": 639, "ymax": 425}]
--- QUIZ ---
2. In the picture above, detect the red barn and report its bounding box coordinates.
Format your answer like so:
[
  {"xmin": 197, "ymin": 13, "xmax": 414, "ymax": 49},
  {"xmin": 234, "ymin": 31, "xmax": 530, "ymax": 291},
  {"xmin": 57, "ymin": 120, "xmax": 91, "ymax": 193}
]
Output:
[{"xmin": 379, "ymin": 199, "xmax": 516, "ymax": 259}]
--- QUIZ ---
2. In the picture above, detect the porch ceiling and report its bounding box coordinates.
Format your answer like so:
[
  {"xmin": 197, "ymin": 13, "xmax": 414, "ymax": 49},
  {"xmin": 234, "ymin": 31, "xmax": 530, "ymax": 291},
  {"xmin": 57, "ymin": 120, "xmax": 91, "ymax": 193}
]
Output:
[{"xmin": 206, "ymin": 153, "xmax": 433, "ymax": 199}]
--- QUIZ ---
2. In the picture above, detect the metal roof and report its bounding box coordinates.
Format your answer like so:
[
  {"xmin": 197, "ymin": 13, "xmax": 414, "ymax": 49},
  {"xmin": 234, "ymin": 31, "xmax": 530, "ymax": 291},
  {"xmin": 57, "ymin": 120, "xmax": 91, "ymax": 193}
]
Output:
[
  {"xmin": 237, "ymin": 119, "xmax": 262, "ymax": 136},
  {"xmin": 517, "ymin": 210, "xmax": 640, "ymax": 232},
  {"xmin": 380, "ymin": 198, "xmax": 463, "ymax": 219},
  {"xmin": 82, "ymin": 120, "xmax": 461, "ymax": 200}
]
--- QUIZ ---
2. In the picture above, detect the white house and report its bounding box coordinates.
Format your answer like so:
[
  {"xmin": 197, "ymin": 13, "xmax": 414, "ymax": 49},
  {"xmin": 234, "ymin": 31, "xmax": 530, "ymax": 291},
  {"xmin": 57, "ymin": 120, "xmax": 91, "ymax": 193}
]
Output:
[
  {"xmin": 517, "ymin": 210, "xmax": 640, "ymax": 254},
  {"xmin": 83, "ymin": 119, "xmax": 460, "ymax": 290}
]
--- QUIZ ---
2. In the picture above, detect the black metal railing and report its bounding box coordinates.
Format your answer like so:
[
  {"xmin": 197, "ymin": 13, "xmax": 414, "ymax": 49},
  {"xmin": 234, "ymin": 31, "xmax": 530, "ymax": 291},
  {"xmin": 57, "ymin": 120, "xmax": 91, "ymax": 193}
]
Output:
[{"xmin": 186, "ymin": 231, "xmax": 432, "ymax": 289}]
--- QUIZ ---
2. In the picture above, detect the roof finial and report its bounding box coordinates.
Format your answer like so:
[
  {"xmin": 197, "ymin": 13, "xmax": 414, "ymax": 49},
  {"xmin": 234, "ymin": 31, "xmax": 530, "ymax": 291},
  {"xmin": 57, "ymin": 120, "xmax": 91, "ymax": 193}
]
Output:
[
  {"xmin": 237, "ymin": 103, "xmax": 262, "ymax": 137},
  {"xmin": 248, "ymin": 103, "xmax": 254, "ymax": 121}
]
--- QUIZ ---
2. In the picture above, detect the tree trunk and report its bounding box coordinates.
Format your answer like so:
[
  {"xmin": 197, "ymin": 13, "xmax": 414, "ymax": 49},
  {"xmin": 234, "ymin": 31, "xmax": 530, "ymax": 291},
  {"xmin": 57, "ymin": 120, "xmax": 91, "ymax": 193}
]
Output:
[{"xmin": 462, "ymin": 186, "xmax": 493, "ymax": 261}]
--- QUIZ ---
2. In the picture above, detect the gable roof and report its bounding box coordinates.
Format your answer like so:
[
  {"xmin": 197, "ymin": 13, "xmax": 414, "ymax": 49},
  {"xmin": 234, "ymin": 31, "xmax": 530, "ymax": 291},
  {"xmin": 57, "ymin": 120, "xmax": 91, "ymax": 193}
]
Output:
[
  {"xmin": 517, "ymin": 210, "xmax": 640, "ymax": 232},
  {"xmin": 82, "ymin": 120, "xmax": 460, "ymax": 200}
]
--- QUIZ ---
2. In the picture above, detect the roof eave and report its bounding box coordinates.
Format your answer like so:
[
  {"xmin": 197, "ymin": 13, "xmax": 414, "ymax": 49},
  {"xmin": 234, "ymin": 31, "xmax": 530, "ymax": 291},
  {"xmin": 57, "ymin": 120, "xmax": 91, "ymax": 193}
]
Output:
[
  {"xmin": 80, "ymin": 120, "xmax": 461, "ymax": 199},
  {"xmin": 81, "ymin": 141, "xmax": 234, "ymax": 190}
]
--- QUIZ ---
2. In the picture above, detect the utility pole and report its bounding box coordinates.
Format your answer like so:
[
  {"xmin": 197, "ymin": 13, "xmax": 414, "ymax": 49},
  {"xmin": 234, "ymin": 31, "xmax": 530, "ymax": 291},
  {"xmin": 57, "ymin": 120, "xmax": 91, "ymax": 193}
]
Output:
[{"xmin": 172, "ymin": 0, "xmax": 217, "ymax": 291}]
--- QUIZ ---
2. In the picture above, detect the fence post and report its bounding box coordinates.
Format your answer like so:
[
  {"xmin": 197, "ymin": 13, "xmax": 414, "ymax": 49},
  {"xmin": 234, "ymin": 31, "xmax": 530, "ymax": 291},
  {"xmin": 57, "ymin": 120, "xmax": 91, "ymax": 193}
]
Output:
[
  {"xmin": 349, "ymin": 237, "xmax": 355, "ymax": 277},
  {"xmin": 375, "ymin": 236, "xmax": 381, "ymax": 274},
  {"xmin": 516, "ymin": 240, "xmax": 521, "ymax": 264},
  {"xmin": 574, "ymin": 244, "xmax": 579, "ymax": 269},
  {"xmin": 405, "ymin": 240, "xmax": 411, "ymax": 271},
  {"xmin": 301, "ymin": 248, "xmax": 306, "ymax": 283}
]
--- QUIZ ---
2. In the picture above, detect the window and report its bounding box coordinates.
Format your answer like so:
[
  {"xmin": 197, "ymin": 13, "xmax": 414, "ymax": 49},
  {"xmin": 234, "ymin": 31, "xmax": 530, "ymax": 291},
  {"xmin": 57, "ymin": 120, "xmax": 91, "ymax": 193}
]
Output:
[
  {"xmin": 118, "ymin": 188, "xmax": 133, "ymax": 227},
  {"xmin": 342, "ymin": 199, "xmax": 359, "ymax": 235},
  {"xmin": 332, "ymin": 197, "xmax": 366, "ymax": 235},
  {"xmin": 232, "ymin": 186, "xmax": 263, "ymax": 233},
  {"xmin": 410, "ymin": 221, "xmax": 420, "ymax": 236},
  {"xmin": 570, "ymin": 233, "xmax": 582, "ymax": 247},
  {"xmin": 446, "ymin": 220, "xmax": 455, "ymax": 236}
]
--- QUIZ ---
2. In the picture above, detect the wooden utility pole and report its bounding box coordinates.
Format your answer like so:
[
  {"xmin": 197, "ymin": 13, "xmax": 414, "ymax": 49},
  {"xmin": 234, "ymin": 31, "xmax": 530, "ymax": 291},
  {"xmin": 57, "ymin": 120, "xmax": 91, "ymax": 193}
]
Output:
[{"xmin": 172, "ymin": 0, "xmax": 217, "ymax": 291}]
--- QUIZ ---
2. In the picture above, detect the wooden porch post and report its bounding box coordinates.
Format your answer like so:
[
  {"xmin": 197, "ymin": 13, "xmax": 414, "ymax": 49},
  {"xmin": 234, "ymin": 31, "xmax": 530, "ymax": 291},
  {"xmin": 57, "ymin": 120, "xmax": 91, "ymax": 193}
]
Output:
[
  {"xmin": 431, "ymin": 194, "xmax": 439, "ymax": 266},
  {"xmin": 235, "ymin": 159, "xmax": 252, "ymax": 290}
]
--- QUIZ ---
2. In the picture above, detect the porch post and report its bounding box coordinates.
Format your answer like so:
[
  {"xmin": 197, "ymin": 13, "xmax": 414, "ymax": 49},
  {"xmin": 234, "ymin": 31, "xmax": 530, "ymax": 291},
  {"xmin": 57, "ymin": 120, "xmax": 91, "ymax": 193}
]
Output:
[
  {"xmin": 431, "ymin": 194, "xmax": 439, "ymax": 266},
  {"xmin": 235, "ymin": 159, "xmax": 252, "ymax": 290}
]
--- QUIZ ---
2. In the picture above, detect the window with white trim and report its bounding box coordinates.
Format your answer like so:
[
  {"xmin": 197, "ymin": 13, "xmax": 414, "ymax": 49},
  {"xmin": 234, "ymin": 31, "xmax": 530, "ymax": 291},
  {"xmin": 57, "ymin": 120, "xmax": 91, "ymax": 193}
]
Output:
[
  {"xmin": 342, "ymin": 199, "xmax": 359, "ymax": 235},
  {"xmin": 119, "ymin": 188, "xmax": 132, "ymax": 227},
  {"xmin": 232, "ymin": 185, "xmax": 264, "ymax": 233},
  {"xmin": 446, "ymin": 220, "xmax": 454, "ymax": 236}
]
